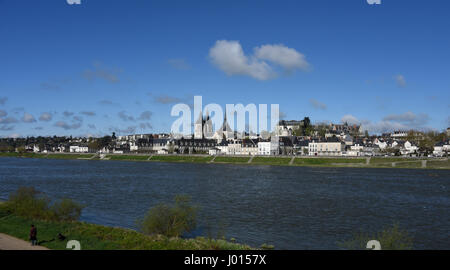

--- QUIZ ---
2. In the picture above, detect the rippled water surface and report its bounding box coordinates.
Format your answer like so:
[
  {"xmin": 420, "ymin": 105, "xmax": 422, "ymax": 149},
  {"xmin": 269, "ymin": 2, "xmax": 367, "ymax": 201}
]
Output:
[{"xmin": 0, "ymin": 157, "xmax": 449, "ymax": 249}]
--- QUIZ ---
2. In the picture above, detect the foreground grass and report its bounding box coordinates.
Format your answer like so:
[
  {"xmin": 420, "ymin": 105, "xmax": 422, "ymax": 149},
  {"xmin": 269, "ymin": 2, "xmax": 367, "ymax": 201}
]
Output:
[{"xmin": 0, "ymin": 207, "xmax": 250, "ymax": 250}]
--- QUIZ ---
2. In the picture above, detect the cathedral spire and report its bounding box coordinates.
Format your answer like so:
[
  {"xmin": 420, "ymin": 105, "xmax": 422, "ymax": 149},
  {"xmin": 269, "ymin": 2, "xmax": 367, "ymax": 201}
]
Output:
[{"xmin": 195, "ymin": 111, "xmax": 203, "ymax": 125}]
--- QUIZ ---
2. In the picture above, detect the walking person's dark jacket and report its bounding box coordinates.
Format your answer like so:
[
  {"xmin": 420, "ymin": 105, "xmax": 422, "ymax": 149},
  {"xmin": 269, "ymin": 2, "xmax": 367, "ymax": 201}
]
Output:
[{"xmin": 30, "ymin": 226, "xmax": 37, "ymax": 241}]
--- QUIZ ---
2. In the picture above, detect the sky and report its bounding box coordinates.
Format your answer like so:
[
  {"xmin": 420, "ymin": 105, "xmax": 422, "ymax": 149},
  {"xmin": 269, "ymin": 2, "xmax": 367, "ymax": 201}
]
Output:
[{"xmin": 0, "ymin": 0, "xmax": 449, "ymax": 138}]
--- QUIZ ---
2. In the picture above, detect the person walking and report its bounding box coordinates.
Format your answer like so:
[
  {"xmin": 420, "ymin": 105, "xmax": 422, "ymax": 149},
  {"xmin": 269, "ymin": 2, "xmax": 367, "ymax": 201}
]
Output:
[{"xmin": 30, "ymin": 224, "xmax": 37, "ymax": 246}]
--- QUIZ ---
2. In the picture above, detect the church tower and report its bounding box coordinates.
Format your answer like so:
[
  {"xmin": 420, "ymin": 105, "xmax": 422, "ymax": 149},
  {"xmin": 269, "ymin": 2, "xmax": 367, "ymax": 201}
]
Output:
[
  {"xmin": 194, "ymin": 111, "xmax": 203, "ymax": 139},
  {"xmin": 203, "ymin": 110, "xmax": 213, "ymax": 139}
]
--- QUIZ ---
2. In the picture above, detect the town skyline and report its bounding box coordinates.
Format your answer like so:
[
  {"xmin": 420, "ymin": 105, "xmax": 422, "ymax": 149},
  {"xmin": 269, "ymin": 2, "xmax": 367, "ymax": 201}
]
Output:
[{"xmin": 1, "ymin": 0, "xmax": 449, "ymax": 138}]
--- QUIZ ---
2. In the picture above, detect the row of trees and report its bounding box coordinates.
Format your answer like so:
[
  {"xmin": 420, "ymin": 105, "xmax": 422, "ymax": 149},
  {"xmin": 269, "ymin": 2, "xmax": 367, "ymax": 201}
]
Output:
[{"xmin": 0, "ymin": 133, "xmax": 118, "ymax": 153}]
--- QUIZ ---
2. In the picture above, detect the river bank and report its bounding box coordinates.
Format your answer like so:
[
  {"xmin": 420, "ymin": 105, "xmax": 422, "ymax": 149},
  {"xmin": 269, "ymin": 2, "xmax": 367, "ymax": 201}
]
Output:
[
  {"xmin": 0, "ymin": 205, "xmax": 251, "ymax": 250},
  {"xmin": 1, "ymin": 152, "xmax": 449, "ymax": 169}
]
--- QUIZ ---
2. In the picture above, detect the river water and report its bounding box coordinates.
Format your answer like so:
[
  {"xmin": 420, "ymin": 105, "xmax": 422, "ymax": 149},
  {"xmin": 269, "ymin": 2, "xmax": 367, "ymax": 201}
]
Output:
[{"xmin": 0, "ymin": 157, "xmax": 449, "ymax": 249}]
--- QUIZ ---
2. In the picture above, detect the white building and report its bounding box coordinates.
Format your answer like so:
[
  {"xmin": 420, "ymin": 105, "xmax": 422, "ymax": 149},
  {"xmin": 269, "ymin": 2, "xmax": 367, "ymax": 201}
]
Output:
[
  {"xmin": 433, "ymin": 141, "xmax": 450, "ymax": 157},
  {"xmin": 33, "ymin": 145, "xmax": 40, "ymax": 153},
  {"xmin": 346, "ymin": 144, "xmax": 364, "ymax": 156},
  {"xmin": 401, "ymin": 141, "xmax": 419, "ymax": 156},
  {"xmin": 374, "ymin": 138, "xmax": 388, "ymax": 150},
  {"xmin": 157, "ymin": 149, "xmax": 168, "ymax": 155},
  {"xmin": 241, "ymin": 144, "xmax": 258, "ymax": 156},
  {"xmin": 308, "ymin": 141, "xmax": 344, "ymax": 156},
  {"xmin": 391, "ymin": 131, "xmax": 408, "ymax": 138},
  {"xmin": 209, "ymin": 148, "xmax": 221, "ymax": 156},
  {"xmin": 227, "ymin": 143, "xmax": 242, "ymax": 155},
  {"xmin": 69, "ymin": 146, "xmax": 89, "ymax": 153},
  {"xmin": 258, "ymin": 141, "xmax": 278, "ymax": 156}
]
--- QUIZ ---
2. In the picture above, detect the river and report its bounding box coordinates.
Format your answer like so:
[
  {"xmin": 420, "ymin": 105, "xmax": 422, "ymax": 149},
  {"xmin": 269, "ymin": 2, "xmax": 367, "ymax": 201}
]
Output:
[{"xmin": 0, "ymin": 157, "xmax": 449, "ymax": 249}]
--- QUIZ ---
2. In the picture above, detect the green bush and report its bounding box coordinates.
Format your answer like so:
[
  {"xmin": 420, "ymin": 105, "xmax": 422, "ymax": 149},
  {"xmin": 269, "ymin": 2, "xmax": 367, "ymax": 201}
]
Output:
[
  {"xmin": 51, "ymin": 198, "xmax": 84, "ymax": 221},
  {"xmin": 5, "ymin": 186, "xmax": 84, "ymax": 222},
  {"xmin": 339, "ymin": 224, "xmax": 413, "ymax": 250},
  {"xmin": 138, "ymin": 195, "xmax": 198, "ymax": 238},
  {"xmin": 7, "ymin": 187, "xmax": 52, "ymax": 220}
]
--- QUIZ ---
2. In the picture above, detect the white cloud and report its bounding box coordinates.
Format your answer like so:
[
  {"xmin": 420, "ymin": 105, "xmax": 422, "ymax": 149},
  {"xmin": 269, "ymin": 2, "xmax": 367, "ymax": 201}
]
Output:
[
  {"xmin": 22, "ymin": 113, "xmax": 36, "ymax": 123},
  {"xmin": 254, "ymin": 44, "xmax": 309, "ymax": 71},
  {"xmin": 80, "ymin": 111, "xmax": 96, "ymax": 117},
  {"xmin": 395, "ymin": 74, "xmax": 406, "ymax": 87},
  {"xmin": 39, "ymin": 112, "xmax": 53, "ymax": 122},
  {"xmin": 54, "ymin": 121, "xmax": 82, "ymax": 130},
  {"xmin": 8, "ymin": 133, "xmax": 21, "ymax": 138},
  {"xmin": 118, "ymin": 111, "xmax": 135, "ymax": 122},
  {"xmin": 361, "ymin": 121, "xmax": 409, "ymax": 134},
  {"xmin": 343, "ymin": 112, "xmax": 431, "ymax": 134},
  {"xmin": 138, "ymin": 111, "xmax": 152, "ymax": 121},
  {"xmin": 382, "ymin": 111, "xmax": 429, "ymax": 126},
  {"xmin": 209, "ymin": 40, "xmax": 309, "ymax": 80},
  {"xmin": 341, "ymin": 114, "xmax": 360, "ymax": 125},
  {"xmin": 310, "ymin": 99, "xmax": 327, "ymax": 110},
  {"xmin": 209, "ymin": 40, "xmax": 274, "ymax": 80},
  {"xmin": 0, "ymin": 116, "xmax": 18, "ymax": 124}
]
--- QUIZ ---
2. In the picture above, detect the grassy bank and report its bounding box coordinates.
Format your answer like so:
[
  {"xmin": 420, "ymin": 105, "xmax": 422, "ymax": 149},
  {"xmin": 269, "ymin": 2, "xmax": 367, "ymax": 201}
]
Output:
[
  {"xmin": 252, "ymin": 157, "xmax": 291, "ymax": 165},
  {"xmin": 0, "ymin": 152, "xmax": 94, "ymax": 160},
  {"xmin": 0, "ymin": 206, "xmax": 250, "ymax": 250},
  {"xmin": 149, "ymin": 155, "xmax": 213, "ymax": 163},
  {"xmin": 107, "ymin": 155, "xmax": 150, "ymax": 161},
  {"xmin": 214, "ymin": 156, "xmax": 250, "ymax": 163},
  {"xmin": 1, "ymin": 152, "xmax": 448, "ymax": 169},
  {"xmin": 294, "ymin": 158, "xmax": 366, "ymax": 166}
]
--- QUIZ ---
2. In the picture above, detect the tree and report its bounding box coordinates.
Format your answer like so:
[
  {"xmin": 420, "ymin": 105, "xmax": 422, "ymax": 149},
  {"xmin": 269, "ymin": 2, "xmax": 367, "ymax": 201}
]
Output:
[
  {"xmin": 302, "ymin": 117, "xmax": 311, "ymax": 129},
  {"xmin": 138, "ymin": 195, "xmax": 198, "ymax": 238},
  {"xmin": 88, "ymin": 140, "xmax": 100, "ymax": 151},
  {"xmin": 292, "ymin": 126, "xmax": 303, "ymax": 136}
]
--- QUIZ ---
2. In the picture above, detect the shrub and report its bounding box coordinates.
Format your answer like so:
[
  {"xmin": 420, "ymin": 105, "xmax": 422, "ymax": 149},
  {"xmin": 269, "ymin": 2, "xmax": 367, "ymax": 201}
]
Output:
[
  {"xmin": 6, "ymin": 186, "xmax": 84, "ymax": 222},
  {"xmin": 51, "ymin": 198, "xmax": 84, "ymax": 221},
  {"xmin": 7, "ymin": 187, "xmax": 52, "ymax": 220},
  {"xmin": 138, "ymin": 195, "xmax": 198, "ymax": 238},
  {"xmin": 339, "ymin": 223, "xmax": 413, "ymax": 250}
]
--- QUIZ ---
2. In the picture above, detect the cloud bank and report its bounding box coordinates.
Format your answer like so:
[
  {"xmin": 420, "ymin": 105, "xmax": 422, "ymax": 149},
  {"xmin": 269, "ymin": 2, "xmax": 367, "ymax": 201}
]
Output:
[{"xmin": 209, "ymin": 40, "xmax": 309, "ymax": 80}]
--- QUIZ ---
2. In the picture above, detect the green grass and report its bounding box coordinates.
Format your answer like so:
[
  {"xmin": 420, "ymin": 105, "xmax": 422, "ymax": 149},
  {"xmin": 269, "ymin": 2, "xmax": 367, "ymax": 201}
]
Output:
[
  {"xmin": 395, "ymin": 161, "xmax": 423, "ymax": 168},
  {"xmin": 150, "ymin": 155, "xmax": 213, "ymax": 163},
  {"xmin": 425, "ymin": 159, "xmax": 450, "ymax": 169},
  {"xmin": 0, "ymin": 152, "xmax": 94, "ymax": 160},
  {"xmin": 107, "ymin": 155, "xmax": 150, "ymax": 161},
  {"xmin": 0, "ymin": 152, "xmax": 21, "ymax": 157},
  {"xmin": 294, "ymin": 158, "xmax": 365, "ymax": 166},
  {"xmin": 2, "ymin": 151, "xmax": 448, "ymax": 169},
  {"xmin": 251, "ymin": 157, "xmax": 291, "ymax": 165},
  {"xmin": 0, "ymin": 206, "xmax": 251, "ymax": 250},
  {"xmin": 47, "ymin": 154, "xmax": 94, "ymax": 159},
  {"xmin": 214, "ymin": 156, "xmax": 250, "ymax": 163},
  {"xmin": 370, "ymin": 157, "xmax": 422, "ymax": 164}
]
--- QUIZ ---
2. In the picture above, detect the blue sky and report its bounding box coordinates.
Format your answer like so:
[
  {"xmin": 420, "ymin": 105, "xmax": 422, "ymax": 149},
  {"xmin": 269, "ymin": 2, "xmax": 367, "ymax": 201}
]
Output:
[{"xmin": 0, "ymin": 0, "xmax": 449, "ymax": 137}]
